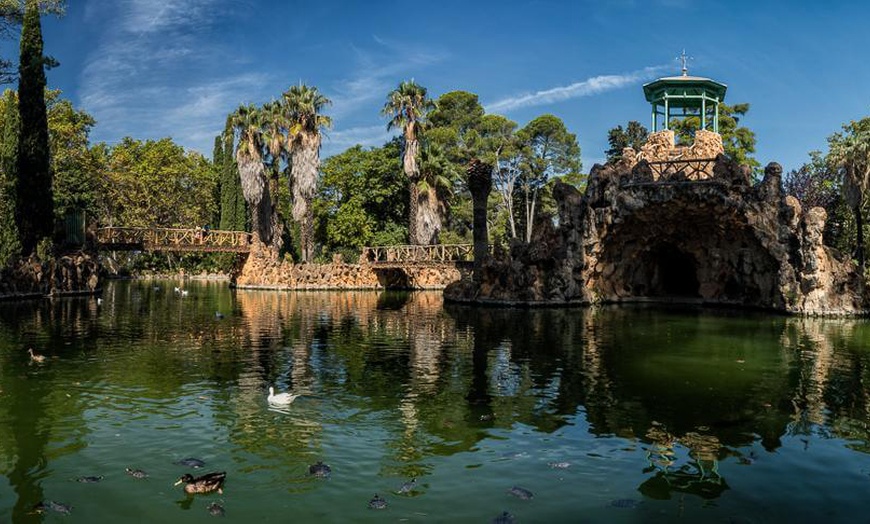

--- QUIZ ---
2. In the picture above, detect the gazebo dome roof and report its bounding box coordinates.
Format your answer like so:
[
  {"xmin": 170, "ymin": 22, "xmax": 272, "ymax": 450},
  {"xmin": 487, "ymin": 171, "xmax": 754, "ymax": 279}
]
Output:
[{"xmin": 643, "ymin": 75, "xmax": 727, "ymax": 104}]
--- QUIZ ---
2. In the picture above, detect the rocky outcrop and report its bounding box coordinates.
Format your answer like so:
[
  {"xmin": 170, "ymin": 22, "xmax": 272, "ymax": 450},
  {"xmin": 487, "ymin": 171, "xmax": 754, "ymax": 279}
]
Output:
[
  {"xmin": 445, "ymin": 156, "xmax": 867, "ymax": 315},
  {"xmin": 235, "ymin": 242, "xmax": 466, "ymax": 290},
  {"xmin": 0, "ymin": 252, "xmax": 101, "ymax": 299}
]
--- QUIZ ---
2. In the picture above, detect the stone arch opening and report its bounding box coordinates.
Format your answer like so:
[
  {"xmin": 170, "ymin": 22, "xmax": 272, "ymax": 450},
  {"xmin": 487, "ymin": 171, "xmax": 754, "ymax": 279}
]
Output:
[
  {"xmin": 593, "ymin": 194, "xmax": 781, "ymax": 307},
  {"xmin": 649, "ymin": 242, "xmax": 700, "ymax": 298}
]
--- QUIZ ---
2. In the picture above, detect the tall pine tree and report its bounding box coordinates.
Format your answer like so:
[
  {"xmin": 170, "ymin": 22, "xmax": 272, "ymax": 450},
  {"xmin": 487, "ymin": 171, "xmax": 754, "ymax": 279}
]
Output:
[{"xmin": 16, "ymin": 0, "xmax": 53, "ymax": 254}]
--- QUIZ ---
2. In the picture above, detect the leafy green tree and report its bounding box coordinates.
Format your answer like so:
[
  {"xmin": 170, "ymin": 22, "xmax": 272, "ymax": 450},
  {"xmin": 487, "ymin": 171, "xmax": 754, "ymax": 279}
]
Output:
[
  {"xmin": 382, "ymin": 80, "xmax": 436, "ymax": 245},
  {"xmin": 828, "ymin": 117, "xmax": 870, "ymax": 270},
  {"xmin": 47, "ymin": 90, "xmax": 99, "ymax": 222},
  {"xmin": 669, "ymin": 102, "xmax": 758, "ymax": 169},
  {"xmin": 284, "ymin": 83, "xmax": 331, "ymax": 261},
  {"xmin": 15, "ymin": 0, "xmax": 53, "ymax": 254},
  {"xmin": 315, "ymin": 139, "xmax": 407, "ymax": 253},
  {"xmin": 478, "ymin": 114, "xmax": 519, "ymax": 239},
  {"xmin": 427, "ymin": 90, "xmax": 485, "ymax": 165},
  {"xmin": 516, "ymin": 114, "xmax": 581, "ymax": 242},
  {"xmin": 96, "ymin": 137, "xmax": 215, "ymax": 229},
  {"xmin": 605, "ymin": 120, "xmax": 648, "ymax": 163}
]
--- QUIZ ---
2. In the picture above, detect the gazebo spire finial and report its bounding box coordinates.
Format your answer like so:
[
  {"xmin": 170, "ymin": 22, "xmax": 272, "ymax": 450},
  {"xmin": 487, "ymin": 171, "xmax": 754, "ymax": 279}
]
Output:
[{"xmin": 677, "ymin": 49, "xmax": 692, "ymax": 76}]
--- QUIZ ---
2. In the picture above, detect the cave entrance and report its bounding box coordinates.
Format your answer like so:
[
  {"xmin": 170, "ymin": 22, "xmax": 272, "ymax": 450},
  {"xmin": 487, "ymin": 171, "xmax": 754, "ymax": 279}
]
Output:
[{"xmin": 651, "ymin": 243, "xmax": 700, "ymax": 298}]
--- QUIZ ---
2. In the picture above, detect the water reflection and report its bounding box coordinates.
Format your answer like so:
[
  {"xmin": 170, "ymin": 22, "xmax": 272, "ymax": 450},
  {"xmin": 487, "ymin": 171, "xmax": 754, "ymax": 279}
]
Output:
[{"xmin": 2, "ymin": 284, "xmax": 870, "ymax": 520}]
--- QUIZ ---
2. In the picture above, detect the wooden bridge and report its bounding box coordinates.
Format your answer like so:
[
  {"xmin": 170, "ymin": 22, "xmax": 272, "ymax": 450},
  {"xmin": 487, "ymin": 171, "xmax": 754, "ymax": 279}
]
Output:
[
  {"xmin": 360, "ymin": 244, "xmax": 473, "ymax": 267},
  {"xmin": 95, "ymin": 227, "xmax": 252, "ymax": 253}
]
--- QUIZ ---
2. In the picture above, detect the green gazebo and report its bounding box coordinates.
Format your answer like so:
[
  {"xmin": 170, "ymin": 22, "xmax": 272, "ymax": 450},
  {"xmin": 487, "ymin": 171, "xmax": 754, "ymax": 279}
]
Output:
[{"xmin": 642, "ymin": 54, "xmax": 727, "ymax": 133}]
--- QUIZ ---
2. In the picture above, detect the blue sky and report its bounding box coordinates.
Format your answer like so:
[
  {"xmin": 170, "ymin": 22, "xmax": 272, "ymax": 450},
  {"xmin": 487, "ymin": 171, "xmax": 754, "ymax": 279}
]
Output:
[{"xmin": 32, "ymin": 0, "xmax": 870, "ymax": 172}]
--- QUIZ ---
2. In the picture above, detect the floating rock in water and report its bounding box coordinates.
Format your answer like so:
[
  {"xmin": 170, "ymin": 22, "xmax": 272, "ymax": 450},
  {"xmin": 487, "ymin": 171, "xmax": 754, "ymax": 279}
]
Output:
[
  {"xmin": 548, "ymin": 461, "xmax": 571, "ymax": 469},
  {"xmin": 76, "ymin": 475, "xmax": 104, "ymax": 483},
  {"xmin": 34, "ymin": 500, "xmax": 72, "ymax": 515},
  {"xmin": 610, "ymin": 498, "xmax": 641, "ymax": 508},
  {"xmin": 174, "ymin": 458, "xmax": 206, "ymax": 468},
  {"xmin": 491, "ymin": 511, "xmax": 515, "ymax": 524},
  {"xmin": 398, "ymin": 477, "xmax": 417, "ymax": 494},
  {"xmin": 207, "ymin": 501, "xmax": 226, "ymax": 517},
  {"xmin": 125, "ymin": 467, "xmax": 148, "ymax": 479},
  {"xmin": 507, "ymin": 486, "xmax": 534, "ymax": 500},
  {"xmin": 368, "ymin": 493, "xmax": 387, "ymax": 510},
  {"xmin": 308, "ymin": 461, "xmax": 331, "ymax": 478}
]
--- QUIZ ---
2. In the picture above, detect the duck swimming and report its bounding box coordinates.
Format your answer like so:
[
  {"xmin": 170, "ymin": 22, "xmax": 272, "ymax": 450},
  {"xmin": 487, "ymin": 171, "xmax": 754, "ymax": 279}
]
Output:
[
  {"xmin": 308, "ymin": 461, "xmax": 331, "ymax": 478},
  {"xmin": 28, "ymin": 348, "xmax": 45, "ymax": 363},
  {"xmin": 125, "ymin": 467, "xmax": 148, "ymax": 479},
  {"xmin": 267, "ymin": 386, "xmax": 300, "ymax": 405},
  {"xmin": 397, "ymin": 478, "xmax": 417, "ymax": 494},
  {"xmin": 207, "ymin": 501, "xmax": 226, "ymax": 516},
  {"xmin": 368, "ymin": 494, "xmax": 387, "ymax": 510},
  {"xmin": 175, "ymin": 471, "xmax": 227, "ymax": 494},
  {"xmin": 76, "ymin": 475, "xmax": 104, "ymax": 483}
]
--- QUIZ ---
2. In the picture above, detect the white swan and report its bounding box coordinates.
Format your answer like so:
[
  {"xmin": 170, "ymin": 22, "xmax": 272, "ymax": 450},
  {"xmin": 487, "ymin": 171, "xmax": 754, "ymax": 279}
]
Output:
[{"xmin": 267, "ymin": 387, "xmax": 300, "ymax": 405}]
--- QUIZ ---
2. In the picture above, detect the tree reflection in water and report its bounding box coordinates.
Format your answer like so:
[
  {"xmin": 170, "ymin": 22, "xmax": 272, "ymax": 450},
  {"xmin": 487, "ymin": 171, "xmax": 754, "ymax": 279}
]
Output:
[{"xmin": 3, "ymin": 285, "xmax": 870, "ymax": 517}]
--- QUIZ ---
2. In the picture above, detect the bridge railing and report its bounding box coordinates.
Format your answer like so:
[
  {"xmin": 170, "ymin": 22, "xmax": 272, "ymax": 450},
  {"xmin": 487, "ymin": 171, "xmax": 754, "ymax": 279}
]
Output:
[
  {"xmin": 95, "ymin": 227, "xmax": 251, "ymax": 252},
  {"xmin": 622, "ymin": 157, "xmax": 720, "ymax": 187},
  {"xmin": 361, "ymin": 244, "xmax": 473, "ymax": 265}
]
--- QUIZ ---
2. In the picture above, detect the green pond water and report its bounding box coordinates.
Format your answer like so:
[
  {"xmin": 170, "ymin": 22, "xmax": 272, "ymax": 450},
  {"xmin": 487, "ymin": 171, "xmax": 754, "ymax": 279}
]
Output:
[{"xmin": 2, "ymin": 280, "xmax": 870, "ymax": 523}]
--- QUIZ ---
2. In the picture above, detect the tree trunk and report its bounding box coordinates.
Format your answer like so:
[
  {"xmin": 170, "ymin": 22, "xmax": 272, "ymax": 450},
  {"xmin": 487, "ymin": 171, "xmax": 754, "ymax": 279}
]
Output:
[
  {"xmin": 415, "ymin": 186, "xmax": 441, "ymax": 245},
  {"xmin": 857, "ymin": 205, "xmax": 865, "ymax": 272},
  {"xmin": 524, "ymin": 185, "xmax": 537, "ymax": 243},
  {"xmin": 467, "ymin": 159, "xmax": 493, "ymax": 282},
  {"xmin": 404, "ymin": 137, "xmax": 422, "ymax": 244},
  {"xmin": 290, "ymin": 135, "xmax": 320, "ymax": 262},
  {"xmin": 408, "ymin": 180, "xmax": 419, "ymax": 244}
]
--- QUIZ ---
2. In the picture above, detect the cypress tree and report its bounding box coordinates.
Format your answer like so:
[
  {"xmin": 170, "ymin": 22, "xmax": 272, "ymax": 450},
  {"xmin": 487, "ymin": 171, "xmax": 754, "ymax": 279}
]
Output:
[
  {"xmin": 218, "ymin": 117, "xmax": 246, "ymax": 231},
  {"xmin": 16, "ymin": 0, "xmax": 53, "ymax": 254},
  {"xmin": 211, "ymin": 133, "xmax": 223, "ymax": 227},
  {"xmin": 0, "ymin": 90, "xmax": 20, "ymax": 265}
]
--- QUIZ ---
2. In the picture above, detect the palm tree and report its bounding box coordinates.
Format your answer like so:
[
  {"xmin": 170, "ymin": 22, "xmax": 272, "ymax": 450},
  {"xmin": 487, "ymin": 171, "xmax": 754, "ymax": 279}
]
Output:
[
  {"xmin": 382, "ymin": 80, "xmax": 435, "ymax": 245},
  {"xmin": 228, "ymin": 104, "xmax": 272, "ymax": 247},
  {"xmin": 829, "ymin": 118, "xmax": 870, "ymax": 271},
  {"xmin": 258, "ymin": 99, "xmax": 292, "ymax": 255},
  {"xmin": 283, "ymin": 84, "xmax": 331, "ymax": 262},
  {"xmin": 416, "ymin": 143, "xmax": 453, "ymax": 244}
]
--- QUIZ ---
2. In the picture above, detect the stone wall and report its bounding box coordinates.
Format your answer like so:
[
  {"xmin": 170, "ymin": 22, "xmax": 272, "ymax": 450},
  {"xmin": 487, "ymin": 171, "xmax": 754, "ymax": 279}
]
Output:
[
  {"xmin": 0, "ymin": 252, "xmax": 101, "ymax": 299},
  {"xmin": 234, "ymin": 243, "xmax": 466, "ymax": 290},
  {"xmin": 446, "ymin": 155, "xmax": 867, "ymax": 316}
]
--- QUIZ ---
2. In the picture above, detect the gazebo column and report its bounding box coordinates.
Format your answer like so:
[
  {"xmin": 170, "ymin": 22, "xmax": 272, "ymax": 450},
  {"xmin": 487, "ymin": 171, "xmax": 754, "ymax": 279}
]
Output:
[
  {"xmin": 664, "ymin": 98, "xmax": 670, "ymax": 130},
  {"xmin": 701, "ymin": 97, "xmax": 707, "ymax": 130}
]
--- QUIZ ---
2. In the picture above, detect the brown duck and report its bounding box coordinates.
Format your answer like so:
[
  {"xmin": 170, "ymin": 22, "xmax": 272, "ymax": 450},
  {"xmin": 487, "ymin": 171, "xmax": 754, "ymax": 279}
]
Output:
[{"xmin": 174, "ymin": 471, "xmax": 226, "ymax": 494}]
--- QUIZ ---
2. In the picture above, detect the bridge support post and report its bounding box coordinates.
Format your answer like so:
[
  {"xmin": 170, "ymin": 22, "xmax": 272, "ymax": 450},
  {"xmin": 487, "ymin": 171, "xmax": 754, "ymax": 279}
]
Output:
[{"xmin": 467, "ymin": 159, "xmax": 493, "ymax": 283}]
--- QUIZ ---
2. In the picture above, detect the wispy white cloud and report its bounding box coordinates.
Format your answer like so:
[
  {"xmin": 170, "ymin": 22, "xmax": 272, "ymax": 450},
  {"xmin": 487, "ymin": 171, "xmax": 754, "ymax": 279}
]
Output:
[
  {"xmin": 79, "ymin": 0, "xmax": 272, "ymax": 153},
  {"xmin": 327, "ymin": 36, "xmax": 448, "ymax": 119},
  {"xmin": 121, "ymin": 0, "xmax": 221, "ymax": 34},
  {"xmin": 485, "ymin": 65, "xmax": 669, "ymax": 114}
]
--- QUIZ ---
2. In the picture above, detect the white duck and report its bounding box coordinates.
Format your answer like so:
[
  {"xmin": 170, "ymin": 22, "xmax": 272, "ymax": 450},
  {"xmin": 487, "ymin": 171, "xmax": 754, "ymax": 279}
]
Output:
[
  {"xmin": 267, "ymin": 387, "xmax": 300, "ymax": 405},
  {"xmin": 28, "ymin": 347, "xmax": 46, "ymax": 363}
]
